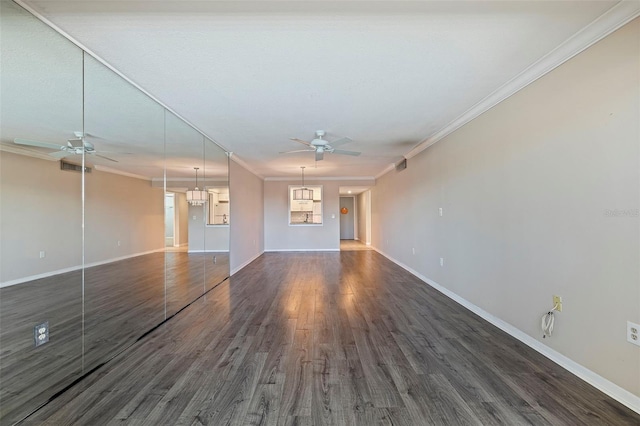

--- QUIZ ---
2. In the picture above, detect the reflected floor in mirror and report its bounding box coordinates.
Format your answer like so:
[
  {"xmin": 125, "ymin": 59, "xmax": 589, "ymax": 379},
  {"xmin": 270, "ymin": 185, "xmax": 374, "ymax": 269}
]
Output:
[
  {"xmin": 24, "ymin": 251, "xmax": 639, "ymax": 425},
  {"xmin": 0, "ymin": 251, "xmax": 229, "ymax": 424}
]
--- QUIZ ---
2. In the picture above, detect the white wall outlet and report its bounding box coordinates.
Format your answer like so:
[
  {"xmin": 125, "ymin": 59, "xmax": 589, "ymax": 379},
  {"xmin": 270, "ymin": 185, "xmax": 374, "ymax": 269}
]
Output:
[
  {"xmin": 39, "ymin": 250, "xmax": 46, "ymax": 259},
  {"xmin": 412, "ymin": 248, "xmax": 415, "ymax": 255},
  {"xmin": 193, "ymin": 215, "xmax": 197, "ymax": 220},
  {"xmin": 553, "ymin": 295, "xmax": 562, "ymax": 312},
  {"xmin": 439, "ymin": 207, "xmax": 443, "ymax": 217},
  {"xmin": 117, "ymin": 240, "xmax": 121, "ymax": 247},
  {"xmin": 34, "ymin": 321, "xmax": 49, "ymax": 347},
  {"xmin": 628, "ymin": 321, "xmax": 640, "ymax": 347},
  {"xmin": 440, "ymin": 257, "xmax": 444, "ymax": 267}
]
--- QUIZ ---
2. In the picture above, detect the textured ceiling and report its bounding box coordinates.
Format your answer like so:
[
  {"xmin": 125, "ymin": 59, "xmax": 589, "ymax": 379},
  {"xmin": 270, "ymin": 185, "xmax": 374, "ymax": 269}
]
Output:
[{"xmin": 6, "ymin": 0, "xmax": 633, "ymax": 178}]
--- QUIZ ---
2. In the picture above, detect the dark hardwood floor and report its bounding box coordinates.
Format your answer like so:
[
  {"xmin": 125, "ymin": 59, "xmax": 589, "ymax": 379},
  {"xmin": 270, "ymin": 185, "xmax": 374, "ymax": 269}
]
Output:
[
  {"xmin": 21, "ymin": 251, "xmax": 640, "ymax": 425},
  {"xmin": 0, "ymin": 251, "xmax": 229, "ymax": 425}
]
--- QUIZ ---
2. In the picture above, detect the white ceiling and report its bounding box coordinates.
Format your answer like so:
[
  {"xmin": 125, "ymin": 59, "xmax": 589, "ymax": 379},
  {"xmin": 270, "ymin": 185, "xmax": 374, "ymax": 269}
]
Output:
[{"xmin": 10, "ymin": 0, "xmax": 638, "ymax": 178}]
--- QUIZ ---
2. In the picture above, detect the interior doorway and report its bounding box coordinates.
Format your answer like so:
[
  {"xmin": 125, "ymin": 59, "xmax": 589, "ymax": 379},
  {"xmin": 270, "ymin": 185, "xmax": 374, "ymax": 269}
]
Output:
[
  {"xmin": 164, "ymin": 193, "xmax": 176, "ymax": 247},
  {"xmin": 339, "ymin": 196, "xmax": 355, "ymax": 240}
]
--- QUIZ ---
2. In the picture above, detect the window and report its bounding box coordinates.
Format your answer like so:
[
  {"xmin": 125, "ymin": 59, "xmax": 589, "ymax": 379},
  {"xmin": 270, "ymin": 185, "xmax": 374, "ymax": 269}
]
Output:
[
  {"xmin": 289, "ymin": 185, "xmax": 322, "ymax": 225},
  {"xmin": 207, "ymin": 188, "xmax": 230, "ymax": 225}
]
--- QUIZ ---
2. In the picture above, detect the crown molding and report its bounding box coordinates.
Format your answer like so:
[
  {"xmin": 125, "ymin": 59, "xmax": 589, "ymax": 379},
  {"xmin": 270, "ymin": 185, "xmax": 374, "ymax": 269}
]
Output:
[
  {"xmin": 374, "ymin": 163, "xmax": 396, "ymax": 180},
  {"xmin": 0, "ymin": 143, "xmax": 59, "ymax": 162},
  {"xmin": 264, "ymin": 176, "xmax": 375, "ymax": 182},
  {"xmin": 399, "ymin": 0, "xmax": 640, "ymax": 163},
  {"xmin": 93, "ymin": 165, "xmax": 151, "ymax": 181},
  {"xmin": 229, "ymin": 153, "xmax": 265, "ymax": 180}
]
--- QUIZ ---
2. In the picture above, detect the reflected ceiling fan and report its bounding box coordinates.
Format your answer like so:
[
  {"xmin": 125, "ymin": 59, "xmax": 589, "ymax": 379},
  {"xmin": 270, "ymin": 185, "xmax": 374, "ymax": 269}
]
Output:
[
  {"xmin": 281, "ymin": 130, "xmax": 360, "ymax": 161},
  {"xmin": 14, "ymin": 132, "xmax": 118, "ymax": 162}
]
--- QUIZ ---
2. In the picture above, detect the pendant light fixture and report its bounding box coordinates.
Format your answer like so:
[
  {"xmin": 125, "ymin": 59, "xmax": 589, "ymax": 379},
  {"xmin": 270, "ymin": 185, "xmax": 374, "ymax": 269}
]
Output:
[
  {"xmin": 186, "ymin": 167, "xmax": 208, "ymax": 206},
  {"xmin": 293, "ymin": 166, "xmax": 313, "ymax": 200}
]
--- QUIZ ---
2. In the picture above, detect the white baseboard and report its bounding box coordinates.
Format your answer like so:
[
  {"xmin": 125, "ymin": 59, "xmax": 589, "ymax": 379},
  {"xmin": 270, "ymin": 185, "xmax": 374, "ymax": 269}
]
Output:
[
  {"xmin": 230, "ymin": 251, "xmax": 264, "ymax": 276},
  {"xmin": 371, "ymin": 246, "xmax": 640, "ymax": 416},
  {"xmin": 264, "ymin": 249, "xmax": 340, "ymax": 252},
  {"xmin": 187, "ymin": 250, "xmax": 229, "ymax": 254},
  {"xmin": 0, "ymin": 248, "xmax": 166, "ymax": 288}
]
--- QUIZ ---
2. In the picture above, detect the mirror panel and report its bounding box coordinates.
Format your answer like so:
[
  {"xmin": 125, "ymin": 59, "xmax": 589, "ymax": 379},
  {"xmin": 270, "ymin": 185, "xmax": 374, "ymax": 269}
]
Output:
[
  {"xmin": 0, "ymin": 1, "xmax": 84, "ymax": 423},
  {"xmin": 82, "ymin": 53, "xmax": 166, "ymax": 372},
  {"xmin": 204, "ymin": 138, "xmax": 230, "ymax": 291},
  {"xmin": 164, "ymin": 111, "xmax": 207, "ymax": 316},
  {"xmin": 0, "ymin": 3, "xmax": 230, "ymax": 423}
]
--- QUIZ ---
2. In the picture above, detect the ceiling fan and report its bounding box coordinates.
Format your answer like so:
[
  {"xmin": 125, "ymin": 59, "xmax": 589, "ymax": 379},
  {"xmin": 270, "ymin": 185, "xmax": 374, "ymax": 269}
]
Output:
[
  {"xmin": 281, "ymin": 130, "xmax": 360, "ymax": 161},
  {"xmin": 14, "ymin": 132, "xmax": 118, "ymax": 162}
]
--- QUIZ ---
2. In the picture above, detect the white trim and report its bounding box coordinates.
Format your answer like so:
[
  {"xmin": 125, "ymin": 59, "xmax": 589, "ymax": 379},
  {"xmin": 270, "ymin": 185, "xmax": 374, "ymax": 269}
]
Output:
[
  {"xmin": 264, "ymin": 249, "xmax": 340, "ymax": 252},
  {"xmin": 371, "ymin": 246, "xmax": 640, "ymax": 416},
  {"xmin": 187, "ymin": 249, "xmax": 229, "ymax": 253},
  {"xmin": 374, "ymin": 164, "xmax": 395, "ymax": 180},
  {"xmin": 0, "ymin": 248, "xmax": 165, "ymax": 288},
  {"xmin": 265, "ymin": 176, "xmax": 375, "ymax": 182},
  {"xmin": 230, "ymin": 250, "xmax": 264, "ymax": 276},
  {"xmin": 0, "ymin": 144, "xmax": 59, "ymax": 162},
  {"xmin": 93, "ymin": 165, "xmax": 151, "ymax": 181},
  {"xmin": 375, "ymin": 1, "xmax": 640, "ymax": 179},
  {"xmin": 230, "ymin": 155, "xmax": 264, "ymax": 180}
]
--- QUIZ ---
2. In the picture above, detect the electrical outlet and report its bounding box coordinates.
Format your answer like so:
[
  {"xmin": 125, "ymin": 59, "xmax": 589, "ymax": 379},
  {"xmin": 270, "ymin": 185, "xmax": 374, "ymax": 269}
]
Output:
[
  {"xmin": 39, "ymin": 250, "xmax": 46, "ymax": 259},
  {"xmin": 439, "ymin": 207, "xmax": 443, "ymax": 217},
  {"xmin": 628, "ymin": 321, "xmax": 640, "ymax": 347},
  {"xmin": 117, "ymin": 240, "xmax": 121, "ymax": 247},
  {"xmin": 553, "ymin": 295, "xmax": 562, "ymax": 312},
  {"xmin": 412, "ymin": 248, "xmax": 415, "ymax": 255},
  {"xmin": 34, "ymin": 321, "xmax": 49, "ymax": 347},
  {"xmin": 440, "ymin": 257, "xmax": 444, "ymax": 267}
]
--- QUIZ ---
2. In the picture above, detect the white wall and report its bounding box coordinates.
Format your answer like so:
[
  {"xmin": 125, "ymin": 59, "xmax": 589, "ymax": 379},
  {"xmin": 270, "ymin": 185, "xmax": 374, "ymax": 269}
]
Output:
[
  {"xmin": 0, "ymin": 151, "xmax": 165, "ymax": 284},
  {"xmin": 229, "ymin": 159, "xmax": 264, "ymax": 274},
  {"xmin": 372, "ymin": 18, "xmax": 640, "ymax": 399}
]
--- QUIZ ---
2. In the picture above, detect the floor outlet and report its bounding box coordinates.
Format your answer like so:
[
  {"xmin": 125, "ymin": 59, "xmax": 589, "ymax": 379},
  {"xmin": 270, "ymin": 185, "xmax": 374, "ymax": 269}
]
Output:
[
  {"xmin": 34, "ymin": 321, "xmax": 49, "ymax": 347},
  {"xmin": 628, "ymin": 321, "xmax": 640, "ymax": 347}
]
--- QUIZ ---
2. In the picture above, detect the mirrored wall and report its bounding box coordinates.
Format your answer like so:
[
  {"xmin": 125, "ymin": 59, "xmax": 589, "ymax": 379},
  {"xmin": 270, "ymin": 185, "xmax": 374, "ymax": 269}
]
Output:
[{"xmin": 0, "ymin": 1, "xmax": 230, "ymax": 423}]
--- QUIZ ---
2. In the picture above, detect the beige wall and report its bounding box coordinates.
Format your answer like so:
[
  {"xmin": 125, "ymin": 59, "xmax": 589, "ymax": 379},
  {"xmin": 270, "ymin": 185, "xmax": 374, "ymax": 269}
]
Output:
[
  {"xmin": 357, "ymin": 191, "xmax": 370, "ymax": 244},
  {"xmin": 229, "ymin": 159, "xmax": 264, "ymax": 274},
  {"xmin": 264, "ymin": 180, "xmax": 341, "ymax": 251},
  {"xmin": 372, "ymin": 18, "xmax": 640, "ymax": 397},
  {"xmin": 176, "ymin": 192, "xmax": 189, "ymax": 246},
  {"xmin": 0, "ymin": 151, "xmax": 165, "ymax": 284},
  {"xmin": 187, "ymin": 203, "xmax": 230, "ymax": 252}
]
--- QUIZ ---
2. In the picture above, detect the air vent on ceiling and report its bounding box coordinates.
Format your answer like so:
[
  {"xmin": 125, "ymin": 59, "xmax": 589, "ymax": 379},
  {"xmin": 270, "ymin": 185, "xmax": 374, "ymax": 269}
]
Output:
[
  {"xmin": 395, "ymin": 158, "xmax": 407, "ymax": 171},
  {"xmin": 60, "ymin": 160, "xmax": 91, "ymax": 173}
]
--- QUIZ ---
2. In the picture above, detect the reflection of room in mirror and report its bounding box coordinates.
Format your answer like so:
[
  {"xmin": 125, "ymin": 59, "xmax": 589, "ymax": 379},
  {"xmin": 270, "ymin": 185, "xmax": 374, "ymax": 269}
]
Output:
[{"xmin": 207, "ymin": 188, "xmax": 230, "ymax": 225}]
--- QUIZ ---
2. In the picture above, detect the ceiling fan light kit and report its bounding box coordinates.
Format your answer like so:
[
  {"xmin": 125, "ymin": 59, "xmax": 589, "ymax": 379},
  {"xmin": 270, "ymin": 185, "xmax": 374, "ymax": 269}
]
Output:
[{"xmin": 186, "ymin": 167, "xmax": 208, "ymax": 206}]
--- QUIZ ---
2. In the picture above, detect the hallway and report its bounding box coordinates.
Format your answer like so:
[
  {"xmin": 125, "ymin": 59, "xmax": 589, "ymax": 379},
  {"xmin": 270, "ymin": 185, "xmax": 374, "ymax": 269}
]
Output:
[{"xmin": 28, "ymin": 251, "xmax": 639, "ymax": 425}]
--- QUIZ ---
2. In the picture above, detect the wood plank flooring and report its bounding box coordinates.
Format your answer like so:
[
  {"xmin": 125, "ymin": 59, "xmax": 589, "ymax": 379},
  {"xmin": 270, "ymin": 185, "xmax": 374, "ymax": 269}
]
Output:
[
  {"xmin": 23, "ymin": 251, "xmax": 640, "ymax": 425},
  {"xmin": 0, "ymin": 252, "xmax": 229, "ymax": 425}
]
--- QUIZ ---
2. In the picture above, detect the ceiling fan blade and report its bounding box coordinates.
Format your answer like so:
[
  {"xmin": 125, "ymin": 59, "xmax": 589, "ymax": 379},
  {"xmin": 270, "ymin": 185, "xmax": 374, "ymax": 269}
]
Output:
[
  {"xmin": 290, "ymin": 138, "xmax": 312, "ymax": 147},
  {"xmin": 279, "ymin": 149, "xmax": 314, "ymax": 154},
  {"xmin": 328, "ymin": 137, "xmax": 352, "ymax": 147},
  {"xmin": 95, "ymin": 154, "xmax": 119, "ymax": 162},
  {"xmin": 14, "ymin": 138, "xmax": 66, "ymax": 150},
  {"xmin": 49, "ymin": 150, "xmax": 73, "ymax": 159},
  {"xmin": 315, "ymin": 150, "xmax": 324, "ymax": 161},
  {"xmin": 332, "ymin": 149, "xmax": 361, "ymax": 156}
]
